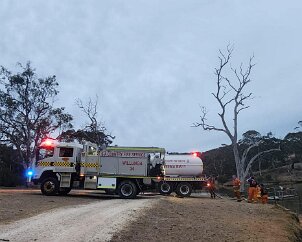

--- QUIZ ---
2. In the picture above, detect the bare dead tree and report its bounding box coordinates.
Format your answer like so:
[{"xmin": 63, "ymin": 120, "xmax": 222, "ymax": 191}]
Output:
[
  {"xmin": 193, "ymin": 46, "xmax": 280, "ymax": 190},
  {"xmin": 76, "ymin": 97, "xmax": 100, "ymax": 135},
  {"xmin": 75, "ymin": 96, "xmax": 114, "ymax": 148}
]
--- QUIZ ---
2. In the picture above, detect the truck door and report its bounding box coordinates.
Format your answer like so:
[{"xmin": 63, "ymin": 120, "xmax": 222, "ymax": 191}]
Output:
[
  {"xmin": 54, "ymin": 147, "xmax": 76, "ymax": 172},
  {"xmin": 99, "ymin": 156, "xmax": 118, "ymax": 175}
]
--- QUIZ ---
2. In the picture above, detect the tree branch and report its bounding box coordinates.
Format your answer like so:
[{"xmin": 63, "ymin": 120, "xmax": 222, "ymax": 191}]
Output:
[
  {"xmin": 243, "ymin": 148, "xmax": 281, "ymax": 178},
  {"xmin": 192, "ymin": 106, "xmax": 228, "ymax": 133}
]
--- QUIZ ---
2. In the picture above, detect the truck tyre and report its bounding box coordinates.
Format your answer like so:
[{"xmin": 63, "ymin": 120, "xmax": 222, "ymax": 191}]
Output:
[
  {"xmin": 159, "ymin": 181, "xmax": 173, "ymax": 195},
  {"xmin": 58, "ymin": 187, "xmax": 72, "ymax": 195},
  {"xmin": 41, "ymin": 177, "xmax": 59, "ymax": 196},
  {"xmin": 117, "ymin": 180, "xmax": 137, "ymax": 199},
  {"xmin": 175, "ymin": 182, "xmax": 192, "ymax": 197}
]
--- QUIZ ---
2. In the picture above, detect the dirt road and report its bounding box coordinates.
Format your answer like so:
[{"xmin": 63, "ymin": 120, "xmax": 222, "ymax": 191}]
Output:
[
  {"xmin": 1, "ymin": 189, "xmax": 301, "ymax": 242},
  {"xmin": 0, "ymin": 189, "xmax": 102, "ymax": 224},
  {"xmin": 112, "ymin": 195, "xmax": 302, "ymax": 242},
  {"xmin": 0, "ymin": 191, "xmax": 157, "ymax": 241}
]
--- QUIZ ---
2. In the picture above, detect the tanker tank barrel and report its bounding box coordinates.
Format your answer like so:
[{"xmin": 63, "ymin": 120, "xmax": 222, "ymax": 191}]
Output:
[{"xmin": 163, "ymin": 154, "xmax": 204, "ymax": 177}]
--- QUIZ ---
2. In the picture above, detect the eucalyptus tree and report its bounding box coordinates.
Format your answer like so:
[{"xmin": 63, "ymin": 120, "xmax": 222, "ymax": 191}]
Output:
[
  {"xmin": 0, "ymin": 62, "xmax": 73, "ymax": 168},
  {"xmin": 193, "ymin": 46, "xmax": 279, "ymax": 189}
]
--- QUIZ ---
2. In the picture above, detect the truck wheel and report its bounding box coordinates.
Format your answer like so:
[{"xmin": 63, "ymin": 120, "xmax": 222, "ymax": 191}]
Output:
[
  {"xmin": 41, "ymin": 177, "xmax": 59, "ymax": 196},
  {"xmin": 117, "ymin": 180, "xmax": 137, "ymax": 199},
  {"xmin": 175, "ymin": 182, "xmax": 192, "ymax": 197},
  {"xmin": 159, "ymin": 182, "xmax": 173, "ymax": 195},
  {"xmin": 58, "ymin": 187, "xmax": 72, "ymax": 195}
]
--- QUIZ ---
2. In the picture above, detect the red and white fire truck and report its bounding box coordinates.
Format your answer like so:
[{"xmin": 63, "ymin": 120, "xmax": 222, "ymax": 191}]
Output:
[{"xmin": 30, "ymin": 139, "xmax": 206, "ymax": 198}]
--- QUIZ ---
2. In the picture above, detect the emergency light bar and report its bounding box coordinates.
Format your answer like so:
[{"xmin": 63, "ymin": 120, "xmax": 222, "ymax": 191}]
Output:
[{"xmin": 40, "ymin": 138, "xmax": 58, "ymax": 147}]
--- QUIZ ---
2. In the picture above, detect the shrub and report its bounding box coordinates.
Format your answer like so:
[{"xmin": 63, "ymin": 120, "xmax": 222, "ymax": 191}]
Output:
[
  {"xmin": 0, "ymin": 168, "xmax": 24, "ymax": 187},
  {"xmin": 265, "ymin": 174, "xmax": 272, "ymax": 181}
]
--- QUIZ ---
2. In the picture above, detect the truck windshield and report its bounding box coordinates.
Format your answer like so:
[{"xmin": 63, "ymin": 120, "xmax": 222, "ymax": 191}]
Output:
[{"xmin": 37, "ymin": 147, "xmax": 54, "ymax": 160}]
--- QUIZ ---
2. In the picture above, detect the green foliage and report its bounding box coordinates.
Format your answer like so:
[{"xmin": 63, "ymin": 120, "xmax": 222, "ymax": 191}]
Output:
[
  {"xmin": 240, "ymin": 130, "xmax": 261, "ymax": 144},
  {"xmin": 58, "ymin": 129, "xmax": 114, "ymax": 147},
  {"xmin": 0, "ymin": 167, "xmax": 23, "ymax": 187},
  {"xmin": 204, "ymin": 129, "xmax": 302, "ymax": 183},
  {"xmin": 0, "ymin": 62, "xmax": 73, "ymax": 167},
  {"xmin": 0, "ymin": 144, "xmax": 24, "ymax": 186},
  {"xmin": 216, "ymin": 175, "xmax": 232, "ymax": 184},
  {"xmin": 203, "ymin": 145, "xmax": 236, "ymax": 181}
]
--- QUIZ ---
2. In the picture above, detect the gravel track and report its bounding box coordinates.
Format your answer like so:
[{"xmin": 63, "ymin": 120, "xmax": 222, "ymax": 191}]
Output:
[{"xmin": 0, "ymin": 197, "xmax": 157, "ymax": 242}]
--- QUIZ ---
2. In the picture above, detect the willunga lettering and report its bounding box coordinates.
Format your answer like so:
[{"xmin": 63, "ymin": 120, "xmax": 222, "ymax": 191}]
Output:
[{"xmin": 122, "ymin": 160, "xmax": 143, "ymax": 166}]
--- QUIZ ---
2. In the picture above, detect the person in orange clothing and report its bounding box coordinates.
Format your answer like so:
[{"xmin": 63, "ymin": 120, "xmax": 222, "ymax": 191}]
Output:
[
  {"xmin": 260, "ymin": 184, "xmax": 269, "ymax": 204},
  {"xmin": 246, "ymin": 176, "xmax": 258, "ymax": 203},
  {"xmin": 232, "ymin": 175, "xmax": 242, "ymax": 202},
  {"xmin": 256, "ymin": 185, "xmax": 262, "ymax": 203}
]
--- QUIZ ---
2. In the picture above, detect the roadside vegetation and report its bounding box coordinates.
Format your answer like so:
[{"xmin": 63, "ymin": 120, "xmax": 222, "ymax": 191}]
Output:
[
  {"xmin": 0, "ymin": 62, "xmax": 113, "ymax": 186},
  {"xmin": 203, "ymin": 129, "xmax": 302, "ymax": 184}
]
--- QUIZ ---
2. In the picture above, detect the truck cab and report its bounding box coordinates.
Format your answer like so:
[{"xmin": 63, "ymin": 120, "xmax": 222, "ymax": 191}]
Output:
[{"xmin": 32, "ymin": 139, "xmax": 83, "ymax": 195}]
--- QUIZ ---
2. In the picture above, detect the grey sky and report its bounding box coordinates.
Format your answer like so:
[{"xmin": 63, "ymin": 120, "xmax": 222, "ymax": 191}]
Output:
[{"xmin": 1, "ymin": 0, "xmax": 301, "ymax": 152}]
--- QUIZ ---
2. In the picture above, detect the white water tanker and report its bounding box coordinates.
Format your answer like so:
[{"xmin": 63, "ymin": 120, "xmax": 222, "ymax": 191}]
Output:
[{"xmin": 163, "ymin": 154, "xmax": 204, "ymax": 177}]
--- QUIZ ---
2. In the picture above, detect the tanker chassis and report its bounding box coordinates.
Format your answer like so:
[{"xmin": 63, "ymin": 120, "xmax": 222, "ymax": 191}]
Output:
[{"xmin": 31, "ymin": 139, "xmax": 206, "ymax": 199}]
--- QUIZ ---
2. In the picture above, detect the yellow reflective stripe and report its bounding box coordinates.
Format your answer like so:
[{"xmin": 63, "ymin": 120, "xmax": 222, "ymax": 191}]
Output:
[
  {"xmin": 37, "ymin": 161, "xmax": 51, "ymax": 166},
  {"xmin": 54, "ymin": 161, "xmax": 71, "ymax": 167},
  {"xmin": 80, "ymin": 163, "xmax": 99, "ymax": 168},
  {"xmin": 99, "ymin": 175, "xmax": 160, "ymax": 179},
  {"xmin": 164, "ymin": 177, "xmax": 206, "ymax": 181},
  {"xmin": 37, "ymin": 161, "xmax": 73, "ymax": 167}
]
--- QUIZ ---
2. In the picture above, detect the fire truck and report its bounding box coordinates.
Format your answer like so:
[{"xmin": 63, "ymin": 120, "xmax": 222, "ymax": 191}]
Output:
[{"xmin": 30, "ymin": 139, "xmax": 206, "ymax": 198}]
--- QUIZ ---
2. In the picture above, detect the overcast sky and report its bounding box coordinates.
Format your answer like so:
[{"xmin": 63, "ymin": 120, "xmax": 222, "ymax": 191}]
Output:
[{"xmin": 0, "ymin": 0, "xmax": 301, "ymax": 152}]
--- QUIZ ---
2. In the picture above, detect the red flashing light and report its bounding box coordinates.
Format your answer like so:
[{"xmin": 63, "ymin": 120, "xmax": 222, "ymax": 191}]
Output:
[
  {"xmin": 44, "ymin": 139, "xmax": 53, "ymax": 146},
  {"xmin": 191, "ymin": 151, "xmax": 204, "ymax": 160},
  {"xmin": 192, "ymin": 152, "xmax": 200, "ymax": 157},
  {"xmin": 41, "ymin": 138, "xmax": 57, "ymax": 147}
]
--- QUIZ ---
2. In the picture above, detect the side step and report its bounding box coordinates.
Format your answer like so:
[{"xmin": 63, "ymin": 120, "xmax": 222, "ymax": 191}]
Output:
[
  {"xmin": 84, "ymin": 176, "xmax": 97, "ymax": 189},
  {"xmin": 60, "ymin": 173, "xmax": 71, "ymax": 188}
]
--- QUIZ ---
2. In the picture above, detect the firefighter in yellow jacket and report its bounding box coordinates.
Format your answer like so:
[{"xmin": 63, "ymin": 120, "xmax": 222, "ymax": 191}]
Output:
[
  {"xmin": 246, "ymin": 176, "xmax": 258, "ymax": 203},
  {"xmin": 232, "ymin": 175, "xmax": 241, "ymax": 202}
]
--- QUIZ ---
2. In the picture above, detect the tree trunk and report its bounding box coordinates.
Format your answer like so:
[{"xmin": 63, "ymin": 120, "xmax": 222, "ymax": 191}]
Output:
[{"xmin": 232, "ymin": 142, "xmax": 246, "ymax": 191}]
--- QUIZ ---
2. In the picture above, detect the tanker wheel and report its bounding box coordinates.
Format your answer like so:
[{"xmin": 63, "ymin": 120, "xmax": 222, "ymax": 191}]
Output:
[
  {"xmin": 175, "ymin": 182, "xmax": 192, "ymax": 197},
  {"xmin": 58, "ymin": 187, "xmax": 72, "ymax": 195},
  {"xmin": 159, "ymin": 181, "xmax": 173, "ymax": 195},
  {"xmin": 117, "ymin": 180, "xmax": 137, "ymax": 199},
  {"xmin": 41, "ymin": 177, "xmax": 59, "ymax": 196}
]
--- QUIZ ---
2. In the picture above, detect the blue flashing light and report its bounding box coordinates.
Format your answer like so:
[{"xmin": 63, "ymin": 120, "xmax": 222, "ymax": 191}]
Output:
[{"xmin": 27, "ymin": 170, "xmax": 33, "ymax": 177}]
